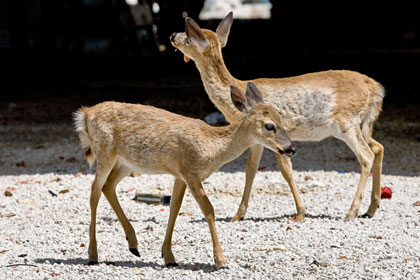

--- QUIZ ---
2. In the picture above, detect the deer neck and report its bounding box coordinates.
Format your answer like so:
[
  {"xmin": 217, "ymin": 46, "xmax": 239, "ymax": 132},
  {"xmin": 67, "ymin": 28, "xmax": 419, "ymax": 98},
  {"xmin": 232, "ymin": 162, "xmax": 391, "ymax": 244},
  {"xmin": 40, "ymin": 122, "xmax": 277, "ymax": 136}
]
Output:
[
  {"xmin": 195, "ymin": 50, "xmax": 243, "ymax": 123},
  {"xmin": 207, "ymin": 119, "xmax": 252, "ymax": 168}
]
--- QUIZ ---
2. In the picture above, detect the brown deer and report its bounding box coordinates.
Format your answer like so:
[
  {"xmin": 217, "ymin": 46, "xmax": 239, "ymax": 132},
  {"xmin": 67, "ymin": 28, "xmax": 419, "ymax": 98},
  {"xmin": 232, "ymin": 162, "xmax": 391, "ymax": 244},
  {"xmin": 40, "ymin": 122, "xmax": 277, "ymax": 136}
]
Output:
[
  {"xmin": 74, "ymin": 82, "xmax": 295, "ymax": 268},
  {"xmin": 170, "ymin": 12, "xmax": 384, "ymax": 222}
]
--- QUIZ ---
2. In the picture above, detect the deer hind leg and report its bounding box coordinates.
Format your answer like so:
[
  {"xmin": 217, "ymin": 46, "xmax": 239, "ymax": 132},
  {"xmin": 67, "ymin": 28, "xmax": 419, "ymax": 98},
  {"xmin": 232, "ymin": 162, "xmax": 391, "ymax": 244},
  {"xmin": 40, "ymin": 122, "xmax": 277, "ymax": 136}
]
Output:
[
  {"xmin": 186, "ymin": 177, "xmax": 228, "ymax": 268},
  {"xmin": 340, "ymin": 128, "xmax": 375, "ymax": 221},
  {"xmin": 162, "ymin": 178, "xmax": 186, "ymax": 267},
  {"xmin": 275, "ymin": 154, "xmax": 306, "ymax": 222},
  {"xmin": 231, "ymin": 144, "xmax": 264, "ymax": 222},
  {"xmin": 362, "ymin": 137, "xmax": 384, "ymax": 218},
  {"xmin": 101, "ymin": 163, "xmax": 140, "ymax": 257},
  {"xmin": 88, "ymin": 155, "xmax": 116, "ymax": 264}
]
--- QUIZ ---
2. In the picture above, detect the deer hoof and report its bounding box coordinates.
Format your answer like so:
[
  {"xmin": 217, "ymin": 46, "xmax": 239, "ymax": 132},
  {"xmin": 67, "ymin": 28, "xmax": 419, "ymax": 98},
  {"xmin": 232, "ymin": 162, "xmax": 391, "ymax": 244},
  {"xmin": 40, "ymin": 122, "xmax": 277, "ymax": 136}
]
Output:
[
  {"xmin": 87, "ymin": 260, "xmax": 99, "ymax": 266},
  {"xmin": 165, "ymin": 262, "xmax": 179, "ymax": 267},
  {"xmin": 361, "ymin": 213, "xmax": 373, "ymax": 219},
  {"xmin": 129, "ymin": 248, "xmax": 140, "ymax": 257},
  {"xmin": 230, "ymin": 215, "xmax": 244, "ymax": 222}
]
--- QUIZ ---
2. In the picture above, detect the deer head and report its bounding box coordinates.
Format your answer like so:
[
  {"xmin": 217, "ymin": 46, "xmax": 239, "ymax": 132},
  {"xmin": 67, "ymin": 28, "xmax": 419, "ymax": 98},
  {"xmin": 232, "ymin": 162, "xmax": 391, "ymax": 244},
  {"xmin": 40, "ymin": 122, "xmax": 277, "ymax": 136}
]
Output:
[
  {"xmin": 231, "ymin": 82, "xmax": 297, "ymax": 157},
  {"xmin": 170, "ymin": 12, "xmax": 233, "ymax": 63}
]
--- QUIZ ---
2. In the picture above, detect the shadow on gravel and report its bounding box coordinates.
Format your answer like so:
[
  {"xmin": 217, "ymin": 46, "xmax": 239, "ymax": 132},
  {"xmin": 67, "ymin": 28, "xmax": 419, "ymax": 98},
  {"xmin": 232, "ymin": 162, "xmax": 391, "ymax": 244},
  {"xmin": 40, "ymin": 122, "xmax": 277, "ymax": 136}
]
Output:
[
  {"xmin": 189, "ymin": 213, "xmax": 341, "ymax": 224},
  {"xmin": 100, "ymin": 216, "xmax": 139, "ymax": 223},
  {"xmin": 303, "ymin": 213, "xmax": 342, "ymax": 221},
  {"xmin": 2, "ymin": 136, "xmax": 418, "ymax": 177},
  {"xmin": 1, "ymin": 108, "xmax": 419, "ymax": 177},
  {"xmin": 34, "ymin": 257, "xmax": 162, "ymax": 269},
  {"xmin": 34, "ymin": 258, "xmax": 221, "ymax": 272},
  {"xmin": 241, "ymin": 213, "xmax": 342, "ymax": 222},
  {"xmin": 168, "ymin": 262, "xmax": 220, "ymax": 272}
]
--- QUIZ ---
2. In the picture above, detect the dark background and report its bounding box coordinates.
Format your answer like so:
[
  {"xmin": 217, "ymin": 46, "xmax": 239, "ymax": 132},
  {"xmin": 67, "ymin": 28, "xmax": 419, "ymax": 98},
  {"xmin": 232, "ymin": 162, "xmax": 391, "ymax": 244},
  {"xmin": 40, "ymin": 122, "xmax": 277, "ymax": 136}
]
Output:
[{"xmin": 0, "ymin": 0, "xmax": 419, "ymax": 124}]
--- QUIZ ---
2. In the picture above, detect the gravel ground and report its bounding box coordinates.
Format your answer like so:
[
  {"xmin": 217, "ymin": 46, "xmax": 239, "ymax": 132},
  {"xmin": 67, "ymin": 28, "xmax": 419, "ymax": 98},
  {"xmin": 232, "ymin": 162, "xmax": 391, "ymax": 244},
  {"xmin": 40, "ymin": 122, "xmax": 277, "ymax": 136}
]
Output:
[{"xmin": 0, "ymin": 122, "xmax": 419, "ymax": 279}]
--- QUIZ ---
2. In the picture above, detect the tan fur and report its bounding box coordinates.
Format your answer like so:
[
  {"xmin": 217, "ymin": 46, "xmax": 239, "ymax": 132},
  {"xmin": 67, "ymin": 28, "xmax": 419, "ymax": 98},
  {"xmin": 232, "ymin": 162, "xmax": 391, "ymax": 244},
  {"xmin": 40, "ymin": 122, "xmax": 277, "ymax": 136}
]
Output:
[
  {"xmin": 74, "ymin": 93, "xmax": 294, "ymax": 268},
  {"xmin": 171, "ymin": 13, "xmax": 385, "ymax": 222}
]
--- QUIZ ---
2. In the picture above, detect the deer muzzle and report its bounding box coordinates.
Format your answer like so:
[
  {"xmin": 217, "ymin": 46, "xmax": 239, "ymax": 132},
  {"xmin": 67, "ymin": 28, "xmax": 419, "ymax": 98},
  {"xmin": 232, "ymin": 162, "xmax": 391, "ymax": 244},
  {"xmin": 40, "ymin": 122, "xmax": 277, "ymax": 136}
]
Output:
[
  {"xmin": 170, "ymin": 32, "xmax": 177, "ymax": 43},
  {"xmin": 284, "ymin": 145, "xmax": 297, "ymax": 157}
]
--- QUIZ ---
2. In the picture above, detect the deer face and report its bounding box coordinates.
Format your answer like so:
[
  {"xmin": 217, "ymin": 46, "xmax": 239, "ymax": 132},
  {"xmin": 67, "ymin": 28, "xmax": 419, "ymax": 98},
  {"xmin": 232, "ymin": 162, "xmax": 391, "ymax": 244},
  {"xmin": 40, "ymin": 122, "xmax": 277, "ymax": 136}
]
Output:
[
  {"xmin": 231, "ymin": 83, "xmax": 296, "ymax": 157},
  {"xmin": 170, "ymin": 12, "xmax": 233, "ymax": 63},
  {"xmin": 250, "ymin": 104, "xmax": 296, "ymax": 157}
]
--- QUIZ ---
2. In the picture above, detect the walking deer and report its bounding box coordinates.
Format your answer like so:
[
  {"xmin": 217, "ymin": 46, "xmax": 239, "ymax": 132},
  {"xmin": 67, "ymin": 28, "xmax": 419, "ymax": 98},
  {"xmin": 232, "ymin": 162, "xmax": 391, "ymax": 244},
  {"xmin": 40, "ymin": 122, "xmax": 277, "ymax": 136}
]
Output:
[
  {"xmin": 74, "ymin": 82, "xmax": 295, "ymax": 268},
  {"xmin": 170, "ymin": 12, "xmax": 385, "ymax": 222}
]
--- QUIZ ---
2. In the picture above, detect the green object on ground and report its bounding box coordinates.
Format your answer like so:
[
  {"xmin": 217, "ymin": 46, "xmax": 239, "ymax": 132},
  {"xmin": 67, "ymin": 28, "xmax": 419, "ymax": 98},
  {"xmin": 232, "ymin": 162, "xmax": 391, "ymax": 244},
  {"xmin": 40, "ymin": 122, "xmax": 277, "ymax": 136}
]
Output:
[{"xmin": 132, "ymin": 193, "xmax": 171, "ymax": 206}]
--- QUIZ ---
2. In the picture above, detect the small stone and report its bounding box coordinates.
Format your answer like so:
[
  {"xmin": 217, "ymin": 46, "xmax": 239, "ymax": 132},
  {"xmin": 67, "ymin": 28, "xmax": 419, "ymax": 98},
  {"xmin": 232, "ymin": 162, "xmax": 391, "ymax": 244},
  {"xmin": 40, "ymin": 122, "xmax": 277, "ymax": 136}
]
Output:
[{"xmin": 4, "ymin": 190, "xmax": 13, "ymax": 197}]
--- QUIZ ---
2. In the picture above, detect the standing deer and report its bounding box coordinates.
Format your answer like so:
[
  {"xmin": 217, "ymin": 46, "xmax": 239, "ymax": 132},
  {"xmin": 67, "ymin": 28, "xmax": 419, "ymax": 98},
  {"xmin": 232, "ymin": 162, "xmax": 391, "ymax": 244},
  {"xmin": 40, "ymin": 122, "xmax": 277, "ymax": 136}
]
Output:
[
  {"xmin": 170, "ymin": 12, "xmax": 384, "ymax": 222},
  {"xmin": 74, "ymin": 82, "xmax": 295, "ymax": 268}
]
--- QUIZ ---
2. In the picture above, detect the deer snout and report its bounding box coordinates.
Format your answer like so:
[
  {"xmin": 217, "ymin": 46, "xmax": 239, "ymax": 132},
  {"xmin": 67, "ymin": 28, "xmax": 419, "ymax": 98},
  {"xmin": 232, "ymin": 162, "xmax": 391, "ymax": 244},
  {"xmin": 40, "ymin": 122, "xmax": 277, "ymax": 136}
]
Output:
[{"xmin": 284, "ymin": 145, "xmax": 297, "ymax": 157}]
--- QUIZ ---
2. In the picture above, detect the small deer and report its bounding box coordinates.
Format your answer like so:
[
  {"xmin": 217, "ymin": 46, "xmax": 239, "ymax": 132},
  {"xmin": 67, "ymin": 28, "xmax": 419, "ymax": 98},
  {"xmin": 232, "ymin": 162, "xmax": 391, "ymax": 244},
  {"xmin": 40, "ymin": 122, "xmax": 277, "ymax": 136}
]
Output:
[
  {"xmin": 170, "ymin": 12, "xmax": 385, "ymax": 222},
  {"xmin": 74, "ymin": 82, "xmax": 295, "ymax": 268}
]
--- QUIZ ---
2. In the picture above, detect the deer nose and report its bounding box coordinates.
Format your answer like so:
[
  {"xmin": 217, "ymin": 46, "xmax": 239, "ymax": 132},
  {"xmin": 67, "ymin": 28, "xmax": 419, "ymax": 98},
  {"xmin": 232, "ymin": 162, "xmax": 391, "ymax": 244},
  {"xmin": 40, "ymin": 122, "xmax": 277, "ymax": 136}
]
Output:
[
  {"xmin": 285, "ymin": 145, "xmax": 297, "ymax": 157},
  {"xmin": 170, "ymin": 32, "xmax": 176, "ymax": 41}
]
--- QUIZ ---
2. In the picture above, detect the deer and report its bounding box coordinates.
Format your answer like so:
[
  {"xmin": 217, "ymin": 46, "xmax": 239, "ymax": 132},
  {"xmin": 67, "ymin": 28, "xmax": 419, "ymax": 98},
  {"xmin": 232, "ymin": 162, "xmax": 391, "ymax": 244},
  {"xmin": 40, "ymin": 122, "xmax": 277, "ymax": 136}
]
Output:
[
  {"xmin": 73, "ymin": 82, "xmax": 296, "ymax": 268},
  {"xmin": 170, "ymin": 12, "xmax": 385, "ymax": 223}
]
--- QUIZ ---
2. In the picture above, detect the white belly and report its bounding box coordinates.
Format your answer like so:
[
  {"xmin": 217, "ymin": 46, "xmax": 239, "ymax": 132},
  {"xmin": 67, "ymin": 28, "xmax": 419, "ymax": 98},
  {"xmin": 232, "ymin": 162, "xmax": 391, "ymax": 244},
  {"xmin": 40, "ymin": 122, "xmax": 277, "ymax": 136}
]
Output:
[
  {"xmin": 116, "ymin": 156, "xmax": 169, "ymax": 175},
  {"xmin": 289, "ymin": 122, "xmax": 342, "ymax": 142}
]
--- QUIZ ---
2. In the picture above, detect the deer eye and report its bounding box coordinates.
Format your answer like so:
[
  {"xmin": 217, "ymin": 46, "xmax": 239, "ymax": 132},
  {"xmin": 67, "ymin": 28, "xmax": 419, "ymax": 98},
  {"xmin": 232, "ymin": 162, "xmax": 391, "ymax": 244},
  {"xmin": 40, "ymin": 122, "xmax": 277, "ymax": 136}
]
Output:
[
  {"xmin": 185, "ymin": 38, "xmax": 191, "ymax": 45},
  {"xmin": 264, "ymin": 123, "xmax": 276, "ymax": 132}
]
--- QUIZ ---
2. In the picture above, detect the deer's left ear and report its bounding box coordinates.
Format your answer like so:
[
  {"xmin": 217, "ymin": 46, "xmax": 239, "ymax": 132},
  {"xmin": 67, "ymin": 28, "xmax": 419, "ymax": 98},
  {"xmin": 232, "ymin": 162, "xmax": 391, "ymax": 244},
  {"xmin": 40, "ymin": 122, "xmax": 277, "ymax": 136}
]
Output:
[
  {"xmin": 245, "ymin": 82, "xmax": 264, "ymax": 108},
  {"xmin": 230, "ymin": 85, "xmax": 249, "ymax": 113},
  {"xmin": 216, "ymin": 12, "xmax": 233, "ymax": 48}
]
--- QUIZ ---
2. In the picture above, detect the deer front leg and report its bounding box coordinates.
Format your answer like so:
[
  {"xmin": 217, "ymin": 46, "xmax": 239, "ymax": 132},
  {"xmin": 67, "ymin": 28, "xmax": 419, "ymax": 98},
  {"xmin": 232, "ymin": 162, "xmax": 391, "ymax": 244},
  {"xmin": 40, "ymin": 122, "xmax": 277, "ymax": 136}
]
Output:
[
  {"xmin": 275, "ymin": 154, "xmax": 306, "ymax": 222},
  {"xmin": 162, "ymin": 178, "xmax": 186, "ymax": 267},
  {"xmin": 102, "ymin": 164, "xmax": 139, "ymax": 258},
  {"xmin": 231, "ymin": 144, "xmax": 264, "ymax": 222},
  {"xmin": 187, "ymin": 177, "xmax": 228, "ymax": 268}
]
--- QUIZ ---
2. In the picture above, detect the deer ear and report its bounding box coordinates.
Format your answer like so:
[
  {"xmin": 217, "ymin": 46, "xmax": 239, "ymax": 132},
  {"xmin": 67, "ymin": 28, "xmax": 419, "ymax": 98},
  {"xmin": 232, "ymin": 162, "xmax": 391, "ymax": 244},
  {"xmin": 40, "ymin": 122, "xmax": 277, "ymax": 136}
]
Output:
[
  {"xmin": 245, "ymin": 82, "xmax": 264, "ymax": 107},
  {"xmin": 230, "ymin": 85, "xmax": 249, "ymax": 113},
  {"xmin": 185, "ymin": 17, "xmax": 209, "ymax": 52},
  {"xmin": 216, "ymin": 12, "xmax": 233, "ymax": 48}
]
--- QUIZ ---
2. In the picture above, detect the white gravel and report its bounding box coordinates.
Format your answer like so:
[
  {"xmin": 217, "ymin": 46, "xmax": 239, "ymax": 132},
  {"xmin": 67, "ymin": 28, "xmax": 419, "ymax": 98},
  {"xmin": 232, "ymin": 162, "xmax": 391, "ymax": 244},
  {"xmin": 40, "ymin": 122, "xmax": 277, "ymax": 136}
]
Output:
[{"xmin": 0, "ymin": 124, "xmax": 419, "ymax": 279}]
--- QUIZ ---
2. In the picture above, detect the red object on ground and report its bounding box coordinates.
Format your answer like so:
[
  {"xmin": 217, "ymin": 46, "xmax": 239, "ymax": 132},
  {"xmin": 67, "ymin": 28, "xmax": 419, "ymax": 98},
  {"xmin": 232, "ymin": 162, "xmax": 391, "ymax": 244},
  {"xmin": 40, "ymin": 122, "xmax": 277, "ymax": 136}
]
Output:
[
  {"xmin": 121, "ymin": 188, "xmax": 135, "ymax": 193},
  {"xmin": 381, "ymin": 186, "xmax": 392, "ymax": 199},
  {"xmin": 258, "ymin": 166, "xmax": 267, "ymax": 171}
]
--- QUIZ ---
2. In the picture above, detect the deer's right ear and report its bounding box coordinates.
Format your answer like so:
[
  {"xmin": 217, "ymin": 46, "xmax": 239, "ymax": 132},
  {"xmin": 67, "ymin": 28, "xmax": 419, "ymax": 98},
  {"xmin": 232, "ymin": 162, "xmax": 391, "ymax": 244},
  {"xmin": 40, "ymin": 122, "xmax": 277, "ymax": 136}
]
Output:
[
  {"xmin": 230, "ymin": 85, "xmax": 248, "ymax": 113},
  {"xmin": 216, "ymin": 12, "xmax": 233, "ymax": 48},
  {"xmin": 185, "ymin": 17, "xmax": 209, "ymax": 52}
]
